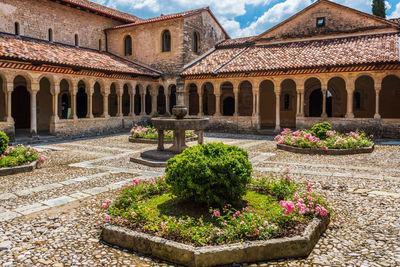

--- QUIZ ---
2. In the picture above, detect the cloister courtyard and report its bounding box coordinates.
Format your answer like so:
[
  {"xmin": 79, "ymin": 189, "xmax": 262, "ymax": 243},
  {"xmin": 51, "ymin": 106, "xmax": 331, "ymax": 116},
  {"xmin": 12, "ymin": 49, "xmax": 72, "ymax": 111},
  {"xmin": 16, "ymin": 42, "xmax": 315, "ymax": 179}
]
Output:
[{"xmin": 0, "ymin": 132, "xmax": 399, "ymax": 266}]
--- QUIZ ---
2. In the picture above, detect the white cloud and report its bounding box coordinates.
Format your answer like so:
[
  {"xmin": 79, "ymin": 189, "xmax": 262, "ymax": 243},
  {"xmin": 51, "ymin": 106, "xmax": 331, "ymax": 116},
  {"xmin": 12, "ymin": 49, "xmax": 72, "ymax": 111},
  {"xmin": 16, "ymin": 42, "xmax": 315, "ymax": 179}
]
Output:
[{"xmin": 389, "ymin": 2, "xmax": 400, "ymax": 18}]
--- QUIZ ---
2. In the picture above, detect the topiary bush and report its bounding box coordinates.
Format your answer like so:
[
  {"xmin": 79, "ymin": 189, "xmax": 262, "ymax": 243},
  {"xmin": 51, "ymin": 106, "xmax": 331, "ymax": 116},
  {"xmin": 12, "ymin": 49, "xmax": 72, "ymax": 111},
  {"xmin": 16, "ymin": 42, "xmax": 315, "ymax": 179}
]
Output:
[
  {"xmin": 311, "ymin": 122, "xmax": 333, "ymax": 140},
  {"xmin": 0, "ymin": 131, "xmax": 9, "ymax": 155},
  {"xmin": 165, "ymin": 142, "xmax": 253, "ymax": 207}
]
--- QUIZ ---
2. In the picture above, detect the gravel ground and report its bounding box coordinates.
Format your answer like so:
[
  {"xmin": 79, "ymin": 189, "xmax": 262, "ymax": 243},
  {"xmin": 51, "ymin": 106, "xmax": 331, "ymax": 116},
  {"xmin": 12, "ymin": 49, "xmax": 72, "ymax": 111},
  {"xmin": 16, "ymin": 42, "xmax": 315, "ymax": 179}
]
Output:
[{"xmin": 0, "ymin": 133, "xmax": 399, "ymax": 266}]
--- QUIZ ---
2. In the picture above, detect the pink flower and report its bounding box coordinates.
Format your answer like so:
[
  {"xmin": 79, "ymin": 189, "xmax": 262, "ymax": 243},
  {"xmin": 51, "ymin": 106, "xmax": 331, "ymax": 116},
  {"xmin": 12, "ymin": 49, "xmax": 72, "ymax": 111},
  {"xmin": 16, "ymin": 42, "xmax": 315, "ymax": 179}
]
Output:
[
  {"xmin": 40, "ymin": 155, "xmax": 46, "ymax": 163},
  {"xmin": 104, "ymin": 215, "xmax": 110, "ymax": 221},
  {"xmin": 213, "ymin": 210, "xmax": 220, "ymax": 217},
  {"xmin": 263, "ymin": 220, "xmax": 269, "ymax": 227},
  {"xmin": 240, "ymin": 221, "xmax": 245, "ymax": 225},
  {"xmin": 131, "ymin": 211, "xmax": 136, "ymax": 218},
  {"xmin": 9, "ymin": 146, "xmax": 14, "ymax": 151},
  {"xmin": 1, "ymin": 155, "xmax": 4, "ymax": 158},
  {"xmin": 4, "ymin": 150, "xmax": 9, "ymax": 155},
  {"xmin": 324, "ymin": 146, "xmax": 328, "ymax": 151},
  {"xmin": 221, "ymin": 221, "xmax": 227, "ymax": 226}
]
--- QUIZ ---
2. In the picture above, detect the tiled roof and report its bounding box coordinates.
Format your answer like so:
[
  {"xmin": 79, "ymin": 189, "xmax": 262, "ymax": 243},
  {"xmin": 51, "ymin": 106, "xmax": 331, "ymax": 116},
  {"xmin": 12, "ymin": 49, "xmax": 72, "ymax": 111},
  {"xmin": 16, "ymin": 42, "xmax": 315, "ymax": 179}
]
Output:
[
  {"xmin": 389, "ymin": 18, "xmax": 400, "ymax": 25},
  {"xmin": 110, "ymin": 7, "xmax": 210, "ymax": 29},
  {"xmin": 56, "ymin": 0, "xmax": 141, "ymax": 22},
  {"xmin": 0, "ymin": 33, "xmax": 160, "ymax": 77},
  {"xmin": 182, "ymin": 33, "xmax": 400, "ymax": 76},
  {"xmin": 216, "ymin": 37, "xmax": 255, "ymax": 48},
  {"xmin": 107, "ymin": 7, "xmax": 230, "ymax": 38}
]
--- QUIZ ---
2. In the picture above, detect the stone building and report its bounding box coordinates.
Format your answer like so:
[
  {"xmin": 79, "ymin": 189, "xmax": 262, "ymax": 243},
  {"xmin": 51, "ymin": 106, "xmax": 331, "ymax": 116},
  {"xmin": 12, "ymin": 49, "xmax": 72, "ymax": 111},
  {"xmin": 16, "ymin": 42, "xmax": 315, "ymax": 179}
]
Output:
[{"xmin": 0, "ymin": 0, "xmax": 400, "ymax": 140}]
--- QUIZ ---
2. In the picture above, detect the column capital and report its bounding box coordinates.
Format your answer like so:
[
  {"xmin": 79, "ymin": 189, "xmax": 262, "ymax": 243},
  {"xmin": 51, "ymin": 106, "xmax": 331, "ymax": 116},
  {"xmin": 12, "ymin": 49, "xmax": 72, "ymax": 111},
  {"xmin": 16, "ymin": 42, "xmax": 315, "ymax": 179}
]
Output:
[{"xmin": 6, "ymin": 82, "xmax": 13, "ymax": 92}]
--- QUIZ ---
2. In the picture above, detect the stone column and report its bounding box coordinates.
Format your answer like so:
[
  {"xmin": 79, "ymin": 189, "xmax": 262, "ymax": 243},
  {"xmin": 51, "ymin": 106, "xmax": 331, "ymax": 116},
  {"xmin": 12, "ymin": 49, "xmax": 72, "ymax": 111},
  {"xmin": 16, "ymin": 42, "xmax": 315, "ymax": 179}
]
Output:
[
  {"xmin": 70, "ymin": 85, "xmax": 78, "ymax": 120},
  {"xmin": 321, "ymin": 89, "xmax": 327, "ymax": 118},
  {"xmin": 6, "ymin": 83, "xmax": 13, "ymax": 122},
  {"xmin": 87, "ymin": 88, "xmax": 94, "ymax": 119},
  {"xmin": 140, "ymin": 92, "xmax": 145, "ymax": 115},
  {"xmin": 30, "ymin": 88, "xmax": 38, "ymax": 136},
  {"xmin": 198, "ymin": 87, "xmax": 203, "ymax": 116},
  {"xmin": 151, "ymin": 91, "xmax": 157, "ymax": 114},
  {"xmin": 296, "ymin": 91, "xmax": 301, "ymax": 116},
  {"xmin": 252, "ymin": 89, "xmax": 257, "ymax": 117},
  {"xmin": 300, "ymin": 91, "xmax": 305, "ymax": 116},
  {"xmin": 215, "ymin": 93, "xmax": 221, "ymax": 116},
  {"xmin": 234, "ymin": 87, "xmax": 239, "ymax": 117},
  {"xmin": 374, "ymin": 86, "xmax": 381, "ymax": 119},
  {"xmin": 157, "ymin": 129, "xmax": 164, "ymax": 151},
  {"xmin": 275, "ymin": 90, "xmax": 281, "ymax": 131},
  {"xmin": 102, "ymin": 92, "xmax": 109, "ymax": 118},
  {"xmin": 52, "ymin": 85, "xmax": 60, "ymax": 121},
  {"xmin": 117, "ymin": 92, "xmax": 123, "ymax": 117},
  {"xmin": 129, "ymin": 91, "xmax": 135, "ymax": 117},
  {"xmin": 198, "ymin": 130, "xmax": 204, "ymax": 144},
  {"xmin": 346, "ymin": 86, "xmax": 355, "ymax": 118}
]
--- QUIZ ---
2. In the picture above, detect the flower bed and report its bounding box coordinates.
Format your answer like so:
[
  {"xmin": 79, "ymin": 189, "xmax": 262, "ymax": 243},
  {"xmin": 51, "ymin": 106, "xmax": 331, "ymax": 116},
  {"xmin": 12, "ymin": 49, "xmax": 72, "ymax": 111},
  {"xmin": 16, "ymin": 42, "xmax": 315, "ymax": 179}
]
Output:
[
  {"xmin": 275, "ymin": 123, "xmax": 374, "ymax": 155},
  {"xmin": 0, "ymin": 144, "xmax": 45, "ymax": 175},
  {"xmin": 129, "ymin": 126, "xmax": 197, "ymax": 144},
  {"xmin": 100, "ymin": 173, "xmax": 329, "ymax": 247}
]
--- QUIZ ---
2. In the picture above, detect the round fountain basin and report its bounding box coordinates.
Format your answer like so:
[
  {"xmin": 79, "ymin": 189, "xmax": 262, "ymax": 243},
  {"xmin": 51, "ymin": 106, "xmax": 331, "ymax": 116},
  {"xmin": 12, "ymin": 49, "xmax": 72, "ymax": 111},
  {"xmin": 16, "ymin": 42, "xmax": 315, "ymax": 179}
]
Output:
[{"xmin": 151, "ymin": 117, "xmax": 209, "ymax": 131}]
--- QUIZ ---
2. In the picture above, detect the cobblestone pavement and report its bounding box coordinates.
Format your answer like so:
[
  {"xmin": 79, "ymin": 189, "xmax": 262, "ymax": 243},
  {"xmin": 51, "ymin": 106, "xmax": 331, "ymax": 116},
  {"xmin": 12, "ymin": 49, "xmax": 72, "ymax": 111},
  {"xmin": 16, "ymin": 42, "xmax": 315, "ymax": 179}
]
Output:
[{"xmin": 0, "ymin": 133, "xmax": 399, "ymax": 266}]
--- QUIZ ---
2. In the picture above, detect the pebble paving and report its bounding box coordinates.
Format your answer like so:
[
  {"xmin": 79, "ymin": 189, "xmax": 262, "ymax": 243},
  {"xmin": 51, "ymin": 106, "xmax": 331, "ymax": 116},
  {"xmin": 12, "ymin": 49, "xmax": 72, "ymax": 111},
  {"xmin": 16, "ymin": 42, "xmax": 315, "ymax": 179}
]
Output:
[{"xmin": 0, "ymin": 133, "xmax": 399, "ymax": 266}]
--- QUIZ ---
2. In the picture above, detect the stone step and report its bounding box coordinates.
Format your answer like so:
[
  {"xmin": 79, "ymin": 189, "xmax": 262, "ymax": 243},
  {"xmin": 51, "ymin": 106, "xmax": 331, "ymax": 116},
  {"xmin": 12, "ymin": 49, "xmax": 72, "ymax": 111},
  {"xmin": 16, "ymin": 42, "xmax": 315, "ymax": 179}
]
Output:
[{"xmin": 130, "ymin": 157, "xmax": 167, "ymax": 168}]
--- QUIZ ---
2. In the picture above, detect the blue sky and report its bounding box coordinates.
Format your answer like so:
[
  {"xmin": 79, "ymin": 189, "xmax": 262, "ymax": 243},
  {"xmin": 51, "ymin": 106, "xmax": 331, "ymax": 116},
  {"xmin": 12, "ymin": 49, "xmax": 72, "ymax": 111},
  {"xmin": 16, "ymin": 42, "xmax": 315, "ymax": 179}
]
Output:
[{"xmin": 94, "ymin": 0, "xmax": 400, "ymax": 38}]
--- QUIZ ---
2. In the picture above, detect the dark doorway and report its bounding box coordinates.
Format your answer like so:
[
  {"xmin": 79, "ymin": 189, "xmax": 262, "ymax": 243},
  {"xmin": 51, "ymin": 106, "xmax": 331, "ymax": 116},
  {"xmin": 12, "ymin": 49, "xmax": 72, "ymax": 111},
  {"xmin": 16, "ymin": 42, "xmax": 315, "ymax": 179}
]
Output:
[
  {"xmin": 76, "ymin": 87, "xmax": 87, "ymax": 118},
  {"xmin": 169, "ymin": 86, "xmax": 176, "ymax": 113},
  {"xmin": 157, "ymin": 87, "xmax": 166, "ymax": 115},
  {"xmin": 134, "ymin": 86, "xmax": 141, "ymax": 115},
  {"xmin": 326, "ymin": 91, "xmax": 333, "ymax": 118},
  {"xmin": 60, "ymin": 93, "xmax": 70, "ymax": 119},
  {"xmin": 309, "ymin": 89, "xmax": 322, "ymax": 117},
  {"xmin": 12, "ymin": 86, "xmax": 30, "ymax": 129},
  {"xmin": 223, "ymin": 97, "xmax": 235, "ymax": 116},
  {"xmin": 145, "ymin": 89, "xmax": 152, "ymax": 115}
]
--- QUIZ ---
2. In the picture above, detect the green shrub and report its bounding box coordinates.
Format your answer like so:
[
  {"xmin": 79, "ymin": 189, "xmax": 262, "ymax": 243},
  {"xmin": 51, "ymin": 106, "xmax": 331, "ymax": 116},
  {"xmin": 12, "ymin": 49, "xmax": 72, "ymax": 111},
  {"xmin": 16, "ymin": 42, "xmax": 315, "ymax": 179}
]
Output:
[
  {"xmin": 0, "ymin": 131, "xmax": 9, "ymax": 155},
  {"xmin": 165, "ymin": 143, "xmax": 253, "ymax": 207},
  {"xmin": 311, "ymin": 122, "xmax": 333, "ymax": 140}
]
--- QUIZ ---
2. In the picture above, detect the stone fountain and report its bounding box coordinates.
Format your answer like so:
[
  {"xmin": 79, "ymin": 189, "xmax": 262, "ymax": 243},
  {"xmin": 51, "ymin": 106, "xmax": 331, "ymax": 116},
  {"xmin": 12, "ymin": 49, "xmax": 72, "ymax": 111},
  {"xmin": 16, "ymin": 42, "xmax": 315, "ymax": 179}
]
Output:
[{"xmin": 130, "ymin": 80, "xmax": 209, "ymax": 167}]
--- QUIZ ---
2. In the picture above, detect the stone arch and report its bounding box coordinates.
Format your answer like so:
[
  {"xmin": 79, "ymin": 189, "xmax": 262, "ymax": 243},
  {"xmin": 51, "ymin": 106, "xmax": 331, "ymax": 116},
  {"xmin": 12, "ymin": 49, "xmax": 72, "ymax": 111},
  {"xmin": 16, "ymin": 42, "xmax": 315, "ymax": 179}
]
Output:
[
  {"xmin": 221, "ymin": 82, "xmax": 234, "ymax": 116},
  {"xmin": 259, "ymin": 80, "xmax": 275, "ymax": 127},
  {"xmin": 108, "ymin": 83, "xmax": 118, "ymax": 117},
  {"xmin": 134, "ymin": 84, "xmax": 142, "ymax": 115},
  {"xmin": 280, "ymin": 79, "xmax": 297, "ymax": 127},
  {"xmin": 380, "ymin": 75, "xmax": 400, "ymax": 118},
  {"xmin": 58, "ymin": 79, "xmax": 71, "ymax": 119},
  {"xmin": 202, "ymin": 82, "xmax": 215, "ymax": 116},
  {"xmin": 354, "ymin": 75, "xmax": 375, "ymax": 118},
  {"xmin": 76, "ymin": 80, "xmax": 88, "ymax": 118},
  {"xmin": 93, "ymin": 82, "xmax": 103, "ymax": 117},
  {"xmin": 157, "ymin": 86, "xmax": 166, "ymax": 115},
  {"xmin": 122, "ymin": 84, "xmax": 130, "ymax": 116},
  {"xmin": 305, "ymin": 77, "xmax": 322, "ymax": 117},
  {"xmin": 188, "ymin": 83, "xmax": 199, "ymax": 116},
  {"xmin": 12, "ymin": 75, "xmax": 30, "ymax": 129},
  {"xmin": 238, "ymin": 81, "xmax": 253, "ymax": 116},
  {"xmin": 169, "ymin": 84, "xmax": 176, "ymax": 114},
  {"xmin": 145, "ymin": 86, "xmax": 152, "ymax": 115},
  {"xmin": 37, "ymin": 77, "xmax": 52, "ymax": 132},
  {"xmin": 327, "ymin": 77, "xmax": 347, "ymax": 118}
]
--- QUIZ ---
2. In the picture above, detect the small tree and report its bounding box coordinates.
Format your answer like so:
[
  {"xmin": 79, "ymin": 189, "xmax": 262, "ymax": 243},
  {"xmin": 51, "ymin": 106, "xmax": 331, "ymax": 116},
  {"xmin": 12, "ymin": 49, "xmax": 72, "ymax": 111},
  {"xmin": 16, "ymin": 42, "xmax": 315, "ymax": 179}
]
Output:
[{"xmin": 372, "ymin": 0, "xmax": 386, "ymax": 18}]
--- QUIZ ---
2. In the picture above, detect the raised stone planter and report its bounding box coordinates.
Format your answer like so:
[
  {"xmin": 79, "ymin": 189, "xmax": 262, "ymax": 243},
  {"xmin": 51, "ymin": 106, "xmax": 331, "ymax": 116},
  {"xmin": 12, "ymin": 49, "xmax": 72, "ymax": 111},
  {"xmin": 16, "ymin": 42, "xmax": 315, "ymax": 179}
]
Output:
[
  {"xmin": 277, "ymin": 143, "xmax": 374, "ymax": 155},
  {"xmin": 101, "ymin": 216, "xmax": 329, "ymax": 267},
  {"xmin": 0, "ymin": 161, "xmax": 39, "ymax": 176},
  {"xmin": 129, "ymin": 136, "xmax": 198, "ymax": 144}
]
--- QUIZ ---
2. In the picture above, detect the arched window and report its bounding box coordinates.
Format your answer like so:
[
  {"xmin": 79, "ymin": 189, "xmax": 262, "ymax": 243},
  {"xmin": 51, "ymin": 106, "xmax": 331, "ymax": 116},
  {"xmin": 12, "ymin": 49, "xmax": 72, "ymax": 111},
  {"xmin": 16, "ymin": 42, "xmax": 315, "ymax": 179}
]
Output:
[
  {"xmin": 354, "ymin": 91, "xmax": 361, "ymax": 110},
  {"xmin": 124, "ymin": 35, "xmax": 132, "ymax": 56},
  {"xmin": 15, "ymin": 22, "xmax": 20, "ymax": 35},
  {"xmin": 161, "ymin": 30, "xmax": 171, "ymax": 52},
  {"xmin": 48, "ymin": 28, "xmax": 53, "ymax": 42},
  {"xmin": 193, "ymin": 31, "xmax": 200, "ymax": 53},
  {"xmin": 74, "ymin": 34, "xmax": 79, "ymax": 46},
  {"xmin": 98, "ymin": 39, "xmax": 102, "ymax": 51},
  {"xmin": 284, "ymin": 94, "xmax": 290, "ymax": 110}
]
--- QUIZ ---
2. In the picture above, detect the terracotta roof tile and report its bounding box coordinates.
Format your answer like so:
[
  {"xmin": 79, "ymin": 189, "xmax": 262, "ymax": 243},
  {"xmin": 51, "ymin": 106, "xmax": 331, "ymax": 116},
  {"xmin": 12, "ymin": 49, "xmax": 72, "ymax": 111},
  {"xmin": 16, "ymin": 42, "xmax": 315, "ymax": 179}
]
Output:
[
  {"xmin": 109, "ymin": 7, "xmax": 209, "ymax": 29},
  {"xmin": 182, "ymin": 33, "xmax": 400, "ymax": 75},
  {"xmin": 216, "ymin": 36, "xmax": 255, "ymax": 48},
  {"xmin": 56, "ymin": 0, "xmax": 141, "ymax": 22},
  {"xmin": 389, "ymin": 18, "xmax": 400, "ymax": 25},
  {"xmin": 0, "ymin": 33, "xmax": 159, "ymax": 77}
]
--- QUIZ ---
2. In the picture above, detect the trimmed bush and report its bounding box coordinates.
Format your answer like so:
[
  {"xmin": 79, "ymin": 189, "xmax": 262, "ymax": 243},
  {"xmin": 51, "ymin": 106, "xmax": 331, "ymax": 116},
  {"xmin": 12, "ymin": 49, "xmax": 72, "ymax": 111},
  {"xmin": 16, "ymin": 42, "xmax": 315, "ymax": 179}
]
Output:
[
  {"xmin": 311, "ymin": 122, "xmax": 333, "ymax": 140},
  {"xmin": 0, "ymin": 131, "xmax": 9, "ymax": 155},
  {"xmin": 165, "ymin": 142, "xmax": 253, "ymax": 207}
]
